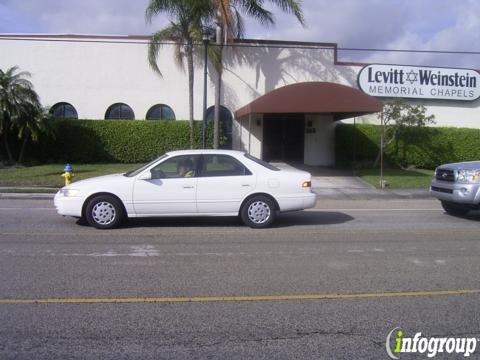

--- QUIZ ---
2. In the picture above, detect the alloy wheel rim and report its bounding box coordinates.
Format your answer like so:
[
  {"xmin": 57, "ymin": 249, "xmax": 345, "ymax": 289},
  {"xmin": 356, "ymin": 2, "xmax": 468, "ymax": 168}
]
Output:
[
  {"xmin": 92, "ymin": 201, "xmax": 116, "ymax": 225},
  {"xmin": 247, "ymin": 201, "xmax": 271, "ymax": 224}
]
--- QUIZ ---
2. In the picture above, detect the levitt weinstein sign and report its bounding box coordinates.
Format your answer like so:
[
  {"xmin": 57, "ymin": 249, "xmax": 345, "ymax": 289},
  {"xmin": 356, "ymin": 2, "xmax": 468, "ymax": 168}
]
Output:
[{"xmin": 358, "ymin": 64, "xmax": 480, "ymax": 101}]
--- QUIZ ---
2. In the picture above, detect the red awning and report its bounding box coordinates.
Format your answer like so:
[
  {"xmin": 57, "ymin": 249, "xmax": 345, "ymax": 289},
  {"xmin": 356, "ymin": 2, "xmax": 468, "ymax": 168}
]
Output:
[{"xmin": 235, "ymin": 82, "xmax": 383, "ymax": 120}]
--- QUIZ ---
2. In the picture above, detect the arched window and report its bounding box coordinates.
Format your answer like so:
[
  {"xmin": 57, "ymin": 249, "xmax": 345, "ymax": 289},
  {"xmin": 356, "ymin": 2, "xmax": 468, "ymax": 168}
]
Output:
[
  {"xmin": 51, "ymin": 102, "xmax": 78, "ymax": 119},
  {"xmin": 206, "ymin": 105, "xmax": 233, "ymax": 149},
  {"xmin": 146, "ymin": 104, "xmax": 176, "ymax": 121},
  {"xmin": 105, "ymin": 103, "xmax": 135, "ymax": 120}
]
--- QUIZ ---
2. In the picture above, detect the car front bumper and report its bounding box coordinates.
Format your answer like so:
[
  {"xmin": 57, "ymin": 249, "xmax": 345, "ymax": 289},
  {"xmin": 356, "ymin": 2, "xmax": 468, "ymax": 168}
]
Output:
[
  {"xmin": 430, "ymin": 179, "xmax": 480, "ymax": 205},
  {"xmin": 54, "ymin": 191, "xmax": 84, "ymax": 217}
]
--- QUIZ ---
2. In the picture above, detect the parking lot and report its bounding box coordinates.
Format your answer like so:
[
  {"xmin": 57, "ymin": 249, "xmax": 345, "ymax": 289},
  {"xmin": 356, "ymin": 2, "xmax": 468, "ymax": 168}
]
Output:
[{"xmin": 0, "ymin": 197, "xmax": 479, "ymax": 359}]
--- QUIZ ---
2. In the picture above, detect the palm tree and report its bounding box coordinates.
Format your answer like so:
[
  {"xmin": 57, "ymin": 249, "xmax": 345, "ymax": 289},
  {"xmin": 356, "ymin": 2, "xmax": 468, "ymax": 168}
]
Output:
[
  {"xmin": 215, "ymin": 0, "xmax": 304, "ymax": 40},
  {"xmin": 146, "ymin": 0, "xmax": 213, "ymax": 148},
  {"xmin": 15, "ymin": 104, "xmax": 54, "ymax": 164},
  {"xmin": 211, "ymin": 0, "xmax": 305, "ymax": 148},
  {"xmin": 0, "ymin": 66, "xmax": 41, "ymax": 164}
]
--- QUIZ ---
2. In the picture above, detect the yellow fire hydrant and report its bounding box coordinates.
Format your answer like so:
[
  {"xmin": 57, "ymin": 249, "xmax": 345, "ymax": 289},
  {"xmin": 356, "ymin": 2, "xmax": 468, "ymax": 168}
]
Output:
[{"xmin": 61, "ymin": 164, "xmax": 74, "ymax": 186}]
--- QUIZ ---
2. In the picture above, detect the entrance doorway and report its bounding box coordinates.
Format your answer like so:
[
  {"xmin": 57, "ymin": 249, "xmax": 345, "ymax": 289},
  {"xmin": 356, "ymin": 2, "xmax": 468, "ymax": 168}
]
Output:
[{"xmin": 262, "ymin": 114, "xmax": 304, "ymax": 162}]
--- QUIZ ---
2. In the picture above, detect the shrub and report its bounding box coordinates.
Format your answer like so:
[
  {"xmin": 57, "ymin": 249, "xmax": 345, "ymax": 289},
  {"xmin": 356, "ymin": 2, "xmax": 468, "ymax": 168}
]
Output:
[
  {"xmin": 29, "ymin": 119, "xmax": 217, "ymax": 163},
  {"xmin": 336, "ymin": 123, "xmax": 480, "ymax": 169}
]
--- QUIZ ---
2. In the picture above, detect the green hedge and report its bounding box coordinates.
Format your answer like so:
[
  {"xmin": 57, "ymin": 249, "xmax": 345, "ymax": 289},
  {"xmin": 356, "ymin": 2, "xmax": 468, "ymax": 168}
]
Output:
[
  {"xmin": 16, "ymin": 120, "xmax": 480, "ymax": 168},
  {"xmin": 336, "ymin": 124, "xmax": 480, "ymax": 169},
  {"xmin": 30, "ymin": 119, "xmax": 217, "ymax": 163}
]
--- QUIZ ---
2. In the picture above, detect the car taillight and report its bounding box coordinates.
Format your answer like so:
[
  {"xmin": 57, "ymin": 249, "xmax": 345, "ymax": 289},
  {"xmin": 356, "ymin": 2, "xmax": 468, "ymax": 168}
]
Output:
[{"xmin": 302, "ymin": 181, "xmax": 311, "ymax": 188}]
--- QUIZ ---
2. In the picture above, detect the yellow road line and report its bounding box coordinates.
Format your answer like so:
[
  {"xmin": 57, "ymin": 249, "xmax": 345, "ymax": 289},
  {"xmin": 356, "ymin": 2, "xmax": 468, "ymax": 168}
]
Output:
[{"xmin": 1, "ymin": 289, "xmax": 479, "ymax": 305}]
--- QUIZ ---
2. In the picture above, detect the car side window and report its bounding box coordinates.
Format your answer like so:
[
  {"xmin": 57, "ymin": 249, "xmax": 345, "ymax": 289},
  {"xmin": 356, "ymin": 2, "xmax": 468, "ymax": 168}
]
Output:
[
  {"xmin": 200, "ymin": 155, "xmax": 252, "ymax": 177},
  {"xmin": 150, "ymin": 155, "xmax": 200, "ymax": 179}
]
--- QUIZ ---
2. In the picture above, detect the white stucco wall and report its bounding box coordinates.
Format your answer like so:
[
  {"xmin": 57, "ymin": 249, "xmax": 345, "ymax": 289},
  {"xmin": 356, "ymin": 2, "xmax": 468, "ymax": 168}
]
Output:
[
  {"xmin": 233, "ymin": 114, "xmax": 263, "ymax": 158},
  {"xmin": 0, "ymin": 35, "xmax": 479, "ymax": 129},
  {"xmin": 0, "ymin": 37, "xmax": 216, "ymax": 120}
]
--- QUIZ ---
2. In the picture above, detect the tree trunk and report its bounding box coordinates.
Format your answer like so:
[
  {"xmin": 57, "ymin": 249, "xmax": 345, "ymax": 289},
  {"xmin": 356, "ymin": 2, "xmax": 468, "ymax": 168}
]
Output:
[
  {"xmin": 186, "ymin": 40, "xmax": 195, "ymax": 148},
  {"xmin": 214, "ymin": 69, "xmax": 222, "ymax": 149},
  {"xmin": 213, "ymin": 23, "xmax": 223, "ymax": 150},
  {"xmin": 373, "ymin": 151, "xmax": 381, "ymax": 168},
  {"xmin": 2, "ymin": 128, "xmax": 14, "ymax": 165},
  {"xmin": 18, "ymin": 136, "xmax": 28, "ymax": 165}
]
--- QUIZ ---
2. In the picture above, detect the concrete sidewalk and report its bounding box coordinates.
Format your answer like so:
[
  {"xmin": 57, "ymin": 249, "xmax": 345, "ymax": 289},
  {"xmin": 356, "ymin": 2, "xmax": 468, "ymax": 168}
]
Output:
[
  {"xmin": 310, "ymin": 174, "xmax": 430, "ymax": 200},
  {"xmin": 272, "ymin": 162, "xmax": 431, "ymax": 200}
]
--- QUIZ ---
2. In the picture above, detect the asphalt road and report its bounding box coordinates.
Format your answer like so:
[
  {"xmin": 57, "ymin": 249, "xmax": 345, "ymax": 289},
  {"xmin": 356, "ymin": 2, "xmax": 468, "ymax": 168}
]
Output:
[{"xmin": 0, "ymin": 197, "xmax": 479, "ymax": 359}]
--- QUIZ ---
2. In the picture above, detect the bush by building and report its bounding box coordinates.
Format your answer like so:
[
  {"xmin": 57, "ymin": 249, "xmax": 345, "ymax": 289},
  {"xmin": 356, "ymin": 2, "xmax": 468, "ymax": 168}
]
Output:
[
  {"xmin": 6, "ymin": 119, "xmax": 480, "ymax": 168},
  {"xmin": 336, "ymin": 123, "xmax": 480, "ymax": 169},
  {"xmin": 27, "ymin": 119, "xmax": 216, "ymax": 163}
]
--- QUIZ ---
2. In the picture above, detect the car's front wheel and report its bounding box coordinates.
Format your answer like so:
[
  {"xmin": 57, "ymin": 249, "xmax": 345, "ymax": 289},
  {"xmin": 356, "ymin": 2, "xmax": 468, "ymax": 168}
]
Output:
[
  {"xmin": 441, "ymin": 201, "xmax": 470, "ymax": 216},
  {"xmin": 241, "ymin": 195, "xmax": 277, "ymax": 228},
  {"xmin": 85, "ymin": 195, "xmax": 124, "ymax": 229}
]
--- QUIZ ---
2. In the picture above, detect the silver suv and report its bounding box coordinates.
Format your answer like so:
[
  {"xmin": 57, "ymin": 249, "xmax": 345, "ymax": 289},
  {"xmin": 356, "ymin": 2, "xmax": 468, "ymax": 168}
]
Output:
[{"xmin": 430, "ymin": 161, "xmax": 480, "ymax": 215}]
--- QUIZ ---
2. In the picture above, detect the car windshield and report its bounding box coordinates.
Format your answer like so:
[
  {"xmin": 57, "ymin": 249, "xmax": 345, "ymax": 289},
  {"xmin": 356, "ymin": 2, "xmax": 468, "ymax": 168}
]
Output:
[
  {"xmin": 123, "ymin": 154, "xmax": 167, "ymax": 177},
  {"xmin": 244, "ymin": 153, "xmax": 280, "ymax": 171}
]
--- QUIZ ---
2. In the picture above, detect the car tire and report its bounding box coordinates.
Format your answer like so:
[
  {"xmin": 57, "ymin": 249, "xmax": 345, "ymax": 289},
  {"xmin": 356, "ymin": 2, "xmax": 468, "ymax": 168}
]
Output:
[
  {"xmin": 441, "ymin": 201, "xmax": 470, "ymax": 216},
  {"xmin": 241, "ymin": 195, "xmax": 277, "ymax": 228},
  {"xmin": 85, "ymin": 195, "xmax": 124, "ymax": 229}
]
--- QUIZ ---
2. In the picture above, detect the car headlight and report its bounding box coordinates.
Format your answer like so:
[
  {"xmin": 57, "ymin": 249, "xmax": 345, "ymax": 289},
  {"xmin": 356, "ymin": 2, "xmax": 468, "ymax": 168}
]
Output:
[
  {"xmin": 457, "ymin": 170, "xmax": 480, "ymax": 184},
  {"xmin": 59, "ymin": 188, "xmax": 81, "ymax": 197}
]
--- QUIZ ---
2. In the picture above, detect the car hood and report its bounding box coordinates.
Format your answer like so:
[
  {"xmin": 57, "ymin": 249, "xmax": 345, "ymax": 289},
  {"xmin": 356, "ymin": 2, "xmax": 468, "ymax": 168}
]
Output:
[
  {"xmin": 63, "ymin": 173, "xmax": 127, "ymax": 189},
  {"xmin": 438, "ymin": 161, "xmax": 480, "ymax": 171}
]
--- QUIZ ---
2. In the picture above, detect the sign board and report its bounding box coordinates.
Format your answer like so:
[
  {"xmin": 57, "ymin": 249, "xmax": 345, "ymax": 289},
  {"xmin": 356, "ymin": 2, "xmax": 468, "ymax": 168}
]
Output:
[{"xmin": 358, "ymin": 64, "xmax": 480, "ymax": 101}]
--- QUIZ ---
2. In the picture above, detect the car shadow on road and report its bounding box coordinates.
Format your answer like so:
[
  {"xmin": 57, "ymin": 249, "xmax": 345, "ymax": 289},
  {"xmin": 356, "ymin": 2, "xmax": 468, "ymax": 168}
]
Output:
[
  {"xmin": 274, "ymin": 211, "xmax": 354, "ymax": 227},
  {"xmin": 117, "ymin": 217, "xmax": 243, "ymax": 228},
  {"xmin": 88, "ymin": 211, "xmax": 354, "ymax": 229}
]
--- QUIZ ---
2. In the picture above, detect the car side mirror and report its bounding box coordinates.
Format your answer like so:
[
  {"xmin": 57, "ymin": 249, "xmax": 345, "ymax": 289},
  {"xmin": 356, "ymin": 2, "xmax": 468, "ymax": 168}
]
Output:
[
  {"xmin": 138, "ymin": 172, "xmax": 152, "ymax": 181},
  {"xmin": 150, "ymin": 169, "xmax": 166, "ymax": 179}
]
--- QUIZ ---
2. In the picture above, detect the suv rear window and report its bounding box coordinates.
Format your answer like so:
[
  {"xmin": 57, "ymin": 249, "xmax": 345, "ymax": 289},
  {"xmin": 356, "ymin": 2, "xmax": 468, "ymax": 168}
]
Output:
[{"xmin": 244, "ymin": 153, "xmax": 279, "ymax": 171}]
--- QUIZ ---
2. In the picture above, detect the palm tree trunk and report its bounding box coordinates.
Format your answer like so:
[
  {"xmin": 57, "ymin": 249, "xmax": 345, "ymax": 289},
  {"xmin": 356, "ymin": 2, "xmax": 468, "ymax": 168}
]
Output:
[
  {"xmin": 3, "ymin": 128, "xmax": 14, "ymax": 165},
  {"xmin": 186, "ymin": 40, "xmax": 195, "ymax": 148},
  {"xmin": 214, "ymin": 70, "xmax": 222, "ymax": 149},
  {"xmin": 213, "ymin": 23, "xmax": 223, "ymax": 149},
  {"xmin": 18, "ymin": 136, "xmax": 28, "ymax": 165}
]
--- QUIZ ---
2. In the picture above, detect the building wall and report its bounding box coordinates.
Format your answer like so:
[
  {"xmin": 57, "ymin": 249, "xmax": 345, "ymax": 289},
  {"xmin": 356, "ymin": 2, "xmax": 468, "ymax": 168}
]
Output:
[
  {"xmin": 0, "ymin": 35, "xmax": 479, "ymax": 135},
  {"xmin": 0, "ymin": 37, "xmax": 210, "ymax": 120},
  {"xmin": 0, "ymin": 36, "xmax": 359, "ymax": 121},
  {"xmin": 1, "ymin": 36, "xmax": 479, "ymax": 128},
  {"xmin": 233, "ymin": 114, "xmax": 263, "ymax": 158}
]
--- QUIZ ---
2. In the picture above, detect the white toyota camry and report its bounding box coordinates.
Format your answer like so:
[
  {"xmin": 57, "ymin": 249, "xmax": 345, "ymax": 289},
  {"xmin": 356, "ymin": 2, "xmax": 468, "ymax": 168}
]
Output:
[{"xmin": 54, "ymin": 150, "xmax": 317, "ymax": 229}]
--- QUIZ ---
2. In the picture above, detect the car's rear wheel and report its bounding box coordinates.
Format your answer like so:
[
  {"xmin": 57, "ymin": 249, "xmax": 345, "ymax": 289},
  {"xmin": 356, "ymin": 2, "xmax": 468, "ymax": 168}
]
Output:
[
  {"xmin": 85, "ymin": 195, "xmax": 124, "ymax": 229},
  {"xmin": 441, "ymin": 201, "xmax": 470, "ymax": 216},
  {"xmin": 241, "ymin": 195, "xmax": 276, "ymax": 228}
]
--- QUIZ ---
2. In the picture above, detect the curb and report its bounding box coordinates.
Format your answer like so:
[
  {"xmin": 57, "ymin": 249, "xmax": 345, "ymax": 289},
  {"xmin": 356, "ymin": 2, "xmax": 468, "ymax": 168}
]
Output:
[
  {"xmin": 0, "ymin": 192, "xmax": 55, "ymax": 200},
  {"xmin": 0, "ymin": 189, "xmax": 432, "ymax": 201},
  {"xmin": 312, "ymin": 188, "xmax": 432, "ymax": 200}
]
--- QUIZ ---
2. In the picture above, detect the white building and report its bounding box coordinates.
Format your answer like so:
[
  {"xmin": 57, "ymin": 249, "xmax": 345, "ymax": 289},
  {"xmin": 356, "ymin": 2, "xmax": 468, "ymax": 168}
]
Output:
[{"xmin": 1, "ymin": 34, "xmax": 479, "ymax": 166}]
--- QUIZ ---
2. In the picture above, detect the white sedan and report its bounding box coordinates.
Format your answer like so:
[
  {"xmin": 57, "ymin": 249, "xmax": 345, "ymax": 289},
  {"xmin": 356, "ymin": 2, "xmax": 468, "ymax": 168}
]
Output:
[{"xmin": 54, "ymin": 150, "xmax": 317, "ymax": 229}]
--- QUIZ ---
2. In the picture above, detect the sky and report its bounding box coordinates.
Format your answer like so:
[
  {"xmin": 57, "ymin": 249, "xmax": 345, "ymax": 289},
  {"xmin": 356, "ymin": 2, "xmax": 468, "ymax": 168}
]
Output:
[{"xmin": 0, "ymin": 0, "xmax": 479, "ymax": 68}]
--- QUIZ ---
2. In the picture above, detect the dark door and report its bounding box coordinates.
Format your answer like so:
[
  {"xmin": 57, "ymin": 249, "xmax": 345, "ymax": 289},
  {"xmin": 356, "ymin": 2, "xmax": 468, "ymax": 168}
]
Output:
[{"xmin": 263, "ymin": 114, "xmax": 304, "ymax": 162}]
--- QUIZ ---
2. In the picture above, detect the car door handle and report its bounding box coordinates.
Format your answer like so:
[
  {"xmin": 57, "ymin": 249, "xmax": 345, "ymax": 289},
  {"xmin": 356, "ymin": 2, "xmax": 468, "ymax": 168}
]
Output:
[
  {"xmin": 241, "ymin": 184, "xmax": 251, "ymax": 187},
  {"xmin": 183, "ymin": 185, "xmax": 194, "ymax": 189}
]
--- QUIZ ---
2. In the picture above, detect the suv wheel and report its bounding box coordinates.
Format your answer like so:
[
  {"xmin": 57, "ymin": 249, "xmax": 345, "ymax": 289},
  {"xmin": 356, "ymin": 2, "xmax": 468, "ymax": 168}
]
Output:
[{"xmin": 441, "ymin": 201, "xmax": 470, "ymax": 216}]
